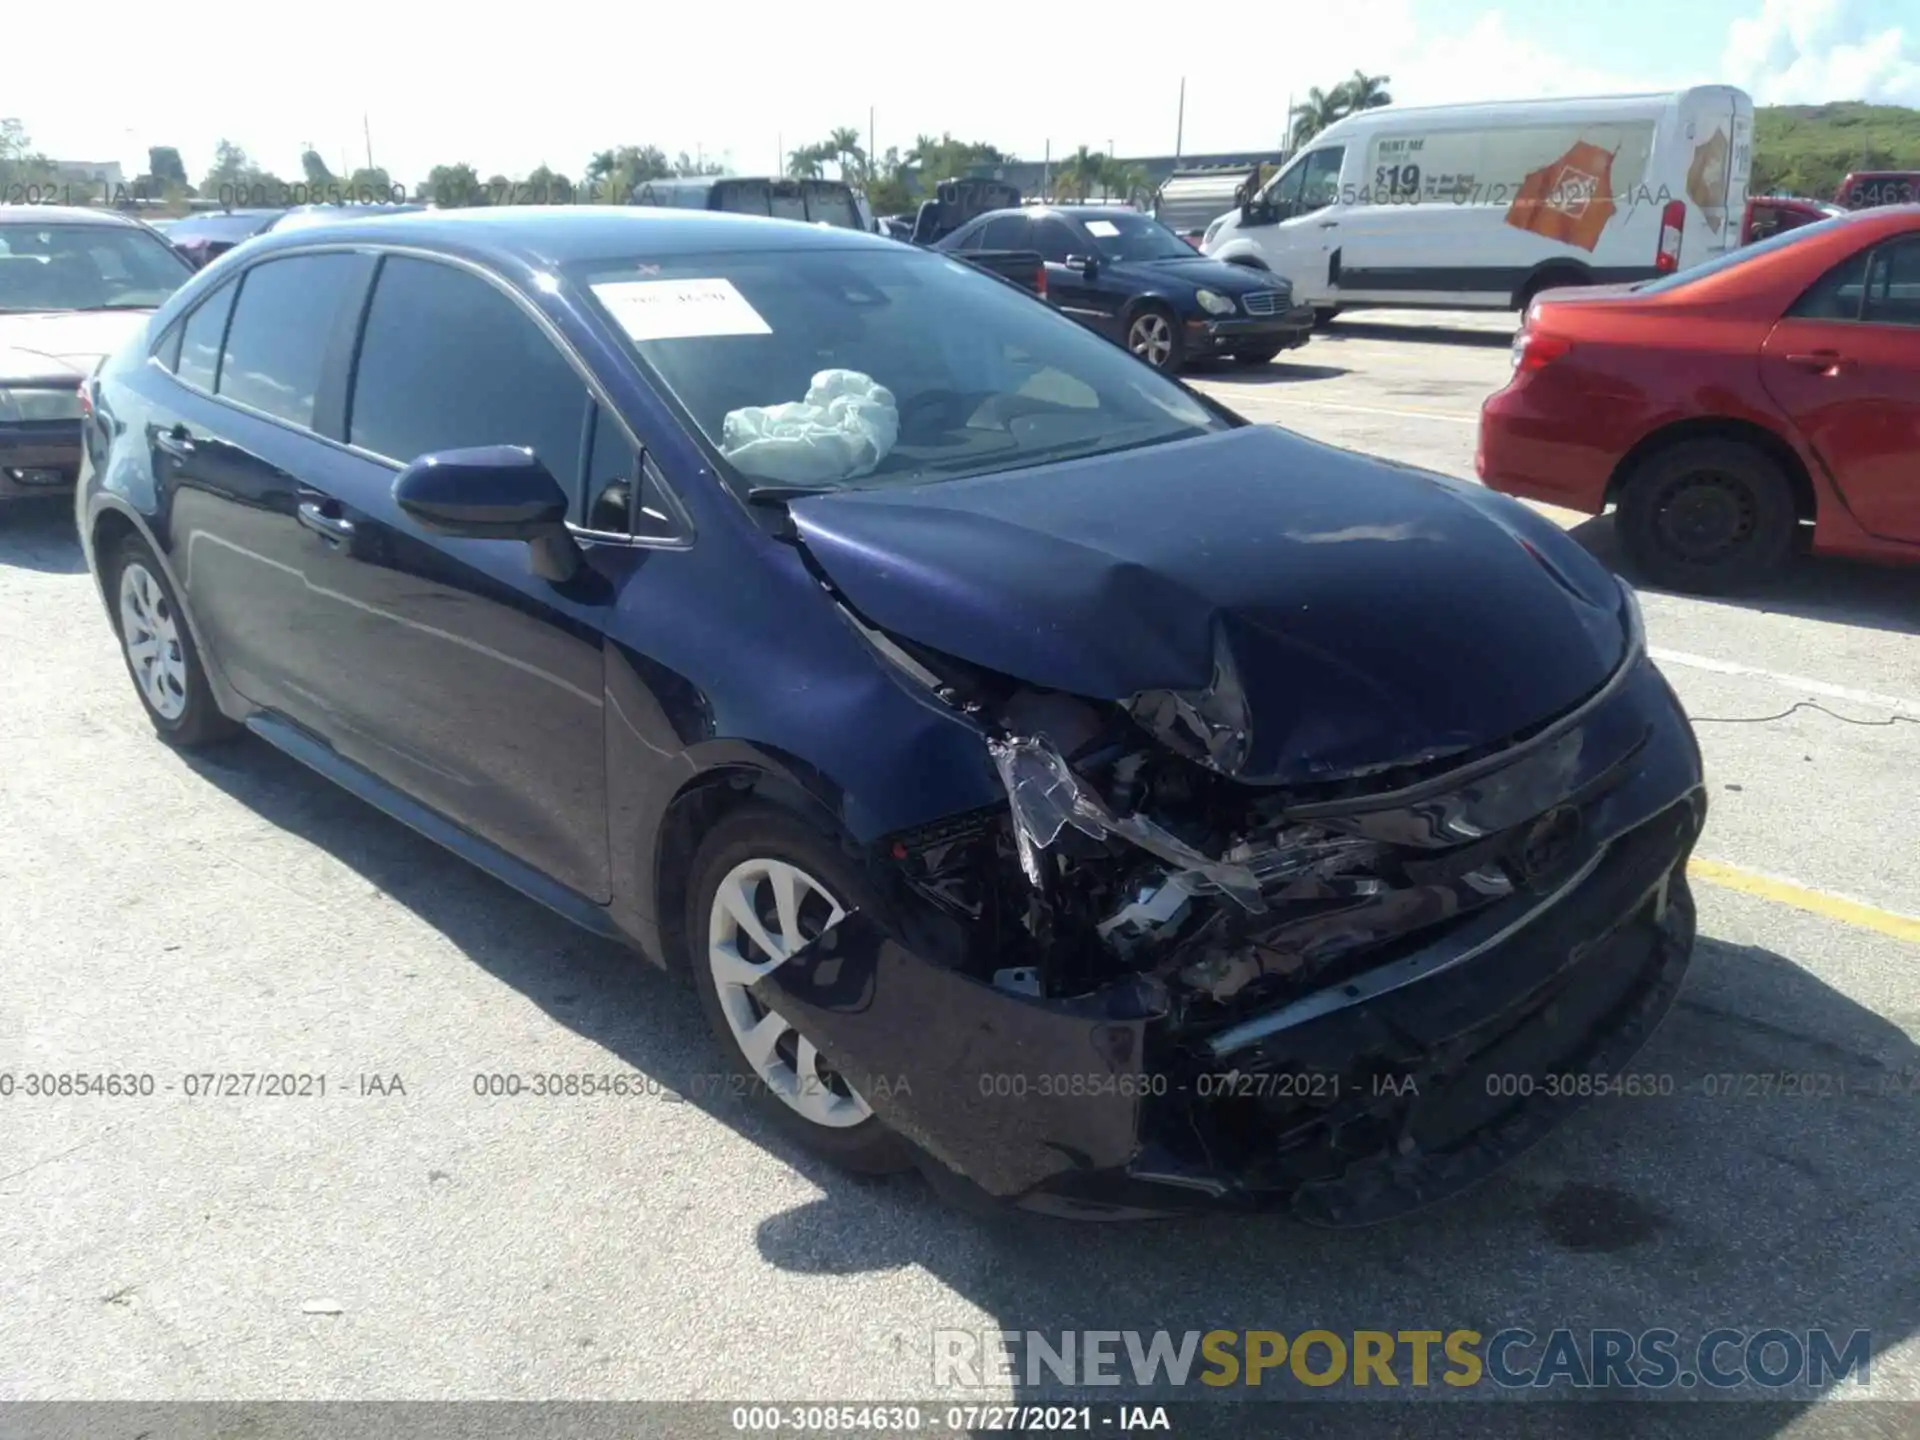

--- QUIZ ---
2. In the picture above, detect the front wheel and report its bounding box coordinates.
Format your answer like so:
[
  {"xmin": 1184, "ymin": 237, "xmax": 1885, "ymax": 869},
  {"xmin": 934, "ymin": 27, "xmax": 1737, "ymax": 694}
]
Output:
[
  {"xmin": 1616, "ymin": 440, "xmax": 1798, "ymax": 594},
  {"xmin": 1125, "ymin": 305, "xmax": 1183, "ymax": 371},
  {"xmin": 686, "ymin": 804, "xmax": 913, "ymax": 1173}
]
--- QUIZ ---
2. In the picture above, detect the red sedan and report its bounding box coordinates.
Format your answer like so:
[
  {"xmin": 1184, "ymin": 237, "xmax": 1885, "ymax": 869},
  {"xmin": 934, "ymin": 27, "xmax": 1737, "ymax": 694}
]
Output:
[{"xmin": 1478, "ymin": 205, "xmax": 1920, "ymax": 592}]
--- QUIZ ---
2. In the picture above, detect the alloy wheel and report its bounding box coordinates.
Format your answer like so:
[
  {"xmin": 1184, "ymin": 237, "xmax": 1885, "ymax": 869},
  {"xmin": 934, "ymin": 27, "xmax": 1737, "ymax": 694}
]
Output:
[
  {"xmin": 706, "ymin": 857, "xmax": 872, "ymax": 1128},
  {"xmin": 1128, "ymin": 312, "xmax": 1174, "ymax": 368},
  {"xmin": 118, "ymin": 561, "xmax": 189, "ymax": 721}
]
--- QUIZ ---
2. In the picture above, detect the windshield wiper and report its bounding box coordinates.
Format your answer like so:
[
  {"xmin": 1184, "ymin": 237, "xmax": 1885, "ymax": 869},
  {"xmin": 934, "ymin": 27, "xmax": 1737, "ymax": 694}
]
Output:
[{"xmin": 745, "ymin": 484, "xmax": 838, "ymax": 506}]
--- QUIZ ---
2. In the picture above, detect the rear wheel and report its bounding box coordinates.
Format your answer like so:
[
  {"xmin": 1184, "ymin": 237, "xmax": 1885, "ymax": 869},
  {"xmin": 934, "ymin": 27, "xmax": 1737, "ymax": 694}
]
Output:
[
  {"xmin": 1616, "ymin": 440, "xmax": 1798, "ymax": 593},
  {"xmin": 1125, "ymin": 305, "xmax": 1183, "ymax": 371},
  {"xmin": 686, "ymin": 804, "xmax": 913, "ymax": 1173},
  {"xmin": 108, "ymin": 535, "xmax": 238, "ymax": 747},
  {"xmin": 1518, "ymin": 270, "xmax": 1588, "ymax": 312}
]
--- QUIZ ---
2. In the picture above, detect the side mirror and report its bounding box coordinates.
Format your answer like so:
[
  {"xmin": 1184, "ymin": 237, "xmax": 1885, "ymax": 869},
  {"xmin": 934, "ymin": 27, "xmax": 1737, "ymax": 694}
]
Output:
[
  {"xmin": 393, "ymin": 445, "xmax": 582, "ymax": 582},
  {"xmin": 1065, "ymin": 253, "xmax": 1100, "ymax": 277}
]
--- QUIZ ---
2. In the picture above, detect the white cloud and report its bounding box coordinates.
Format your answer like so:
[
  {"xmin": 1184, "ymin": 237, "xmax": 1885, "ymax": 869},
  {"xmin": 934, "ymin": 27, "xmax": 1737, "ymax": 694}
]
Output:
[
  {"xmin": 1724, "ymin": 0, "xmax": 1920, "ymax": 103},
  {"xmin": 1382, "ymin": 11, "xmax": 1667, "ymax": 107}
]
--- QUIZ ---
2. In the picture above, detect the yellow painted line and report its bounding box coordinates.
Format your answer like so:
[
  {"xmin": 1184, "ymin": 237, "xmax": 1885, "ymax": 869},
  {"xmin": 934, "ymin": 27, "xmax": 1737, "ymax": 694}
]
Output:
[{"xmin": 1690, "ymin": 857, "xmax": 1920, "ymax": 944}]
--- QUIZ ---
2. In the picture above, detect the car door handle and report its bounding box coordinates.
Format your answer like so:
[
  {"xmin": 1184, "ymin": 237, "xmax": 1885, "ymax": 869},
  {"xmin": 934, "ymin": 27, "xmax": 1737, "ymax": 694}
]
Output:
[
  {"xmin": 154, "ymin": 425, "xmax": 195, "ymax": 458},
  {"xmin": 1317, "ymin": 220, "xmax": 1340, "ymax": 228},
  {"xmin": 1784, "ymin": 350, "xmax": 1852, "ymax": 374},
  {"xmin": 297, "ymin": 498, "xmax": 355, "ymax": 544}
]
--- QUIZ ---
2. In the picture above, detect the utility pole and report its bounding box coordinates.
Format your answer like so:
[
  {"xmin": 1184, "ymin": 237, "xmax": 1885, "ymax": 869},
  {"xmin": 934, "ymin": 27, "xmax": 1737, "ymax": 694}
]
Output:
[
  {"xmin": 777, "ymin": 132, "xmax": 783, "ymax": 176},
  {"xmin": 363, "ymin": 114, "xmax": 374, "ymax": 172},
  {"xmin": 1283, "ymin": 90, "xmax": 1293, "ymax": 159},
  {"xmin": 1174, "ymin": 78, "xmax": 1185, "ymax": 169},
  {"xmin": 1043, "ymin": 139, "xmax": 1051, "ymax": 201},
  {"xmin": 869, "ymin": 106, "xmax": 876, "ymax": 171}
]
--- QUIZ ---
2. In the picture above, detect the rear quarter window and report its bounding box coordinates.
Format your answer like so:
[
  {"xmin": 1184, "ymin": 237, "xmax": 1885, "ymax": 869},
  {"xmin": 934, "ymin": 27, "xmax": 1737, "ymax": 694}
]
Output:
[{"xmin": 217, "ymin": 253, "xmax": 369, "ymax": 429}]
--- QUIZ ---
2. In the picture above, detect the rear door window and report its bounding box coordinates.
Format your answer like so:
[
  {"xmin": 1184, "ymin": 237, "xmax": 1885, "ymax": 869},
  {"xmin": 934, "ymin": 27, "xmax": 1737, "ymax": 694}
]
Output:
[
  {"xmin": 978, "ymin": 215, "xmax": 1031, "ymax": 250},
  {"xmin": 1788, "ymin": 249, "xmax": 1870, "ymax": 321},
  {"xmin": 1032, "ymin": 217, "xmax": 1079, "ymax": 262},
  {"xmin": 1863, "ymin": 238, "xmax": 1920, "ymax": 327},
  {"xmin": 216, "ymin": 253, "xmax": 367, "ymax": 428},
  {"xmin": 347, "ymin": 255, "xmax": 589, "ymax": 487}
]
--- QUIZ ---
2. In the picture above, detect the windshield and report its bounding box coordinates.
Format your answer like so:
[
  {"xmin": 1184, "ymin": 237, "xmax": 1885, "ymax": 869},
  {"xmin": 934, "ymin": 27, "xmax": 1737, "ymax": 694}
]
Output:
[
  {"xmin": 0, "ymin": 222, "xmax": 192, "ymax": 312},
  {"xmin": 573, "ymin": 246, "xmax": 1230, "ymax": 494},
  {"xmin": 1078, "ymin": 211, "xmax": 1194, "ymax": 262},
  {"xmin": 1633, "ymin": 215, "xmax": 1854, "ymax": 294},
  {"xmin": 713, "ymin": 180, "xmax": 864, "ymax": 230}
]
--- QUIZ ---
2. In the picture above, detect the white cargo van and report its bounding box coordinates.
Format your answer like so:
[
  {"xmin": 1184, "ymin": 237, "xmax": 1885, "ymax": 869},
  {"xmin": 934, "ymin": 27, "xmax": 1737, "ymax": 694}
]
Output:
[{"xmin": 1202, "ymin": 87, "xmax": 1754, "ymax": 319}]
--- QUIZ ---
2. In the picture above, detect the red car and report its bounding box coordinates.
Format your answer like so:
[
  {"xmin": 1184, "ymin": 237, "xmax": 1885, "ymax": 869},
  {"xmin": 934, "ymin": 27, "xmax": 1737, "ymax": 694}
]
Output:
[{"xmin": 1478, "ymin": 205, "xmax": 1920, "ymax": 592}]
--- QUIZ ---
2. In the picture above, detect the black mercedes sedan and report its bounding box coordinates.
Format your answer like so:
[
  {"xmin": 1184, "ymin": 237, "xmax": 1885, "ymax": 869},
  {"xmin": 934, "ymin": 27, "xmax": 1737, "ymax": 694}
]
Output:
[
  {"xmin": 78, "ymin": 206, "xmax": 1705, "ymax": 1223},
  {"xmin": 937, "ymin": 206, "xmax": 1315, "ymax": 370}
]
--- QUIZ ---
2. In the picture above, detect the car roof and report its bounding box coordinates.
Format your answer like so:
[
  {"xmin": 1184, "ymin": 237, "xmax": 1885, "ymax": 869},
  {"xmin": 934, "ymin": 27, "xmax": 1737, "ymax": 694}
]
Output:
[
  {"xmin": 0, "ymin": 205, "xmax": 146, "ymax": 228},
  {"xmin": 239, "ymin": 204, "xmax": 900, "ymax": 265}
]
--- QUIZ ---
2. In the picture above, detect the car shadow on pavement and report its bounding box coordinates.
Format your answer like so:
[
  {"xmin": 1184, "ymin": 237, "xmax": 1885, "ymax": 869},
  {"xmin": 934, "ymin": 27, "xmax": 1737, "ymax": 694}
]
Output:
[
  {"xmin": 1568, "ymin": 515, "xmax": 1920, "ymax": 639},
  {"xmin": 178, "ymin": 736, "xmax": 1920, "ymax": 1428},
  {"xmin": 0, "ymin": 496, "xmax": 87, "ymax": 574}
]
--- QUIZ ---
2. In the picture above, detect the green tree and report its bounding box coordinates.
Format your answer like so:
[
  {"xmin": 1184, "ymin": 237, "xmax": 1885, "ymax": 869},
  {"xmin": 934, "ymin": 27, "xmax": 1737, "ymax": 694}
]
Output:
[
  {"xmin": 825, "ymin": 126, "xmax": 867, "ymax": 182},
  {"xmin": 345, "ymin": 165, "xmax": 394, "ymax": 199},
  {"xmin": 147, "ymin": 146, "xmax": 188, "ymax": 188},
  {"xmin": 0, "ymin": 118, "xmax": 57, "ymax": 190},
  {"xmin": 585, "ymin": 145, "xmax": 672, "ymax": 200},
  {"xmin": 1289, "ymin": 87, "xmax": 1348, "ymax": 148},
  {"xmin": 787, "ymin": 143, "xmax": 828, "ymax": 179},
  {"xmin": 521, "ymin": 163, "xmax": 572, "ymax": 203},
  {"xmin": 673, "ymin": 151, "xmax": 723, "ymax": 176},
  {"xmin": 425, "ymin": 162, "xmax": 485, "ymax": 207},
  {"xmin": 864, "ymin": 146, "xmax": 911, "ymax": 215},
  {"xmin": 1052, "ymin": 145, "xmax": 1105, "ymax": 201},
  {"xmin": 1339, "ymin": 70, "xmax": 1393, "ymax": 112},
  {"xmin": 301, "ymin": 149, "xmax": 334, "ymax": 186}
]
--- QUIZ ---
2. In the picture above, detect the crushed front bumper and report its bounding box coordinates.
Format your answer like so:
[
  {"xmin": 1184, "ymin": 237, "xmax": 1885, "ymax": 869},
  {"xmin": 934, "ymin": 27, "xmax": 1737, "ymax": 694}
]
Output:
[{"xmin": 757, "ymin": 650, "xmax": 1706, "ymax": 1223}]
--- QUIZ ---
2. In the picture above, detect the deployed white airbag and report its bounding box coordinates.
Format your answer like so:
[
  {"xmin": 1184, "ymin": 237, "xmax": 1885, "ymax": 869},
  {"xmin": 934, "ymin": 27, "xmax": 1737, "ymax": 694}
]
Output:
[{"xmin": 721, "ymin": 369, "xmax": 900, "ymax": 486}]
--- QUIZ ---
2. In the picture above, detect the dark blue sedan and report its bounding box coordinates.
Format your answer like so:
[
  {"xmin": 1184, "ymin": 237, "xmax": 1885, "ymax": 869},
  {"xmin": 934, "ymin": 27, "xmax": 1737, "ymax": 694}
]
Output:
[
  {"xmin": 938, "ymin": 205, "xmax": 1316, "ymax": 370},
  {"xmin": 78, "ymin": 206, "xmax": 1705, "ymax": 1222}
]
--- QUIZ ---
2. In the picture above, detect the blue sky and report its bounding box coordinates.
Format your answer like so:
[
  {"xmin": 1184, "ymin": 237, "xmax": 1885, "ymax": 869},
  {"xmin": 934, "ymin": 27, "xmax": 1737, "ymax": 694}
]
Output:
[{"xmin": 8, "ymin": 0, "xmax": 1917, "ymax": 185}]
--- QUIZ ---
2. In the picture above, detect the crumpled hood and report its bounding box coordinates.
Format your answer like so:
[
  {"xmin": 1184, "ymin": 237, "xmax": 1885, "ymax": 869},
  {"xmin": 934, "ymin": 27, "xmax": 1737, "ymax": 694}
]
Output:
[
  {"xmin": 789, "ymin": 425, "xmax": 1629, "ymax": 784},
  {"xmin": 0, "ymin": 311, "xmax": 151, "ymax": 382}
]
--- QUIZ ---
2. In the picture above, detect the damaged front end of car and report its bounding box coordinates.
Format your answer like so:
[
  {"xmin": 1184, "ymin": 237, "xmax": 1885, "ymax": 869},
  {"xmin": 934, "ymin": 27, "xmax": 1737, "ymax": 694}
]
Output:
[{"xmin": 755, "ymin": 582, "xmax": 1705, "ymax": 1224}]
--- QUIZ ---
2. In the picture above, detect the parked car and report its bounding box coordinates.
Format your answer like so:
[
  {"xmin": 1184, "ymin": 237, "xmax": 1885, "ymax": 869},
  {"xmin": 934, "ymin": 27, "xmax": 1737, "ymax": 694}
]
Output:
[
  {"xmin": 633, "ymin": 176, "xmax": 865, "ymax": 230},
  {"xmin": 1834, "ymin": 171, "xmax": 1918, "ymax": 209},
  {"xmin": 1205, "ymin": 86, "xmax": 1755, "ymax": 322},
  {"xmin": 161, "ymin": 204, "xmax": 430, "ymax": 269},
  {"xmin": 1742, "ymin": 195, "xmax": 1843, "ymax": 245},
  {"xmin": 1, "ymin": 205, "xmax": 194, "ymax": 508},
  {"xmin": 157, "ymin": 209, "xmax": 282, "ymax": 268},
  {"xmin": 1478, "ymin": 205, "xmax": 1920, "ymax": 592},
  {"xmin": 79, "ymin": 207, "xmax": 1706, "ymax": 1223},
  {"xmin": 940, "ymin": 206, "xmax": 1312, "ymax": 369}
]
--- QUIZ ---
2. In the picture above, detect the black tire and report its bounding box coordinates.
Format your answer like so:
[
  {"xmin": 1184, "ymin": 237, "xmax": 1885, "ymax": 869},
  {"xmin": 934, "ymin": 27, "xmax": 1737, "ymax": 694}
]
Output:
[
  {"xmin": 1123, "ymin": 303, "xmax": 1183, "ymax": 371},
  {"xmin": 1311, "ymin": 307, "xmax": 1339, "ymax": 330},
  {"xmin": 106, "ymin": 534, "xmax": 239, "ymax": 747},
  {"xmin": 685, "ymin": 803, "xmax": 914, "ymax": 1174},
  {"xmin": 1616, "ymin": 440, "xmax": 1798, "ymax": 594},
  {"xmin": 1233, "ymin": 342, "xmax": 1286, "ymax": 365}
]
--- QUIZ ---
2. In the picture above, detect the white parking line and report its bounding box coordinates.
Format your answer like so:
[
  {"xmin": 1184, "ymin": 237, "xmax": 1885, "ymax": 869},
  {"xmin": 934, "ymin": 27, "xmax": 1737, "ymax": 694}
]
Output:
[
  {"xmin": 1650, "ymin": 647, "xmax": 1920, "ymax": 717},
  {"xmin": 1226, "ymin": 394, "xmax": 1482, "ymax": 425}
]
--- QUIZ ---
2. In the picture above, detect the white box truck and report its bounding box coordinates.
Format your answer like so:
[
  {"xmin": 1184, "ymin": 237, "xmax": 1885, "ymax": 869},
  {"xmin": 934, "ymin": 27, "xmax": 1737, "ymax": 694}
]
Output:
[{"xmin": 1201, "ymin": 87, "xmax": 1754, "ymax": 320}]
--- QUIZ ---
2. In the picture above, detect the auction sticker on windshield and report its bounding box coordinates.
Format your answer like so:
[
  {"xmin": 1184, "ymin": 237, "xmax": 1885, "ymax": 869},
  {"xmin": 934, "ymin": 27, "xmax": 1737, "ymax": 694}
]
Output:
[
  {"xmin": 1085, "ymin": 219, "xmax": 1120, "ymax": 237},
  {"xmin": 590, "ymin": 277, "xmax": 772, "ymax": 340}
]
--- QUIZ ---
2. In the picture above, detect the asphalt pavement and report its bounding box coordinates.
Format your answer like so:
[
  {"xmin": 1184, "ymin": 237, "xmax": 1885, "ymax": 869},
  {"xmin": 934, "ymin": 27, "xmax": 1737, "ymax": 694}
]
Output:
[{"xmin": 2, "ymin": 310, "xmax": 1916, "ymax": 1436}]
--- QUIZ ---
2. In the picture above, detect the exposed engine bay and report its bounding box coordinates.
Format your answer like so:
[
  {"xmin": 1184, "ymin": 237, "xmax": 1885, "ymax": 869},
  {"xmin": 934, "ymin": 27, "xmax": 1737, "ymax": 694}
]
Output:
[{"xmin": 884, "ymin": 670, "xmax": 1532, "ymax": 1031}]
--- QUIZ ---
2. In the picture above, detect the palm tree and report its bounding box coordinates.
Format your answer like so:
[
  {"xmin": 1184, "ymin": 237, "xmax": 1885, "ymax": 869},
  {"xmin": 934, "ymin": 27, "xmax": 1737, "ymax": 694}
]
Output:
[
  {"xmin": 826, "ymin": 126, "xmax": 867, "ymax": 183},
  {"xmin": 1104, "ymin": 163, "xmax": 1154, "ymax": 206},
  {"xmin": 1289, "ymin": 87, "xmax": 1348, "ymax": 149},
  {"xmin": 1341, "ymin": 70, "xmax": 1393, "ymax": 112},
  {"xmin": 1053, "ymin": 145, "xmax": 1104, "ymax": 202},
  {"xmin": 787, "ymin": 145, "xmax": 825, "ymax": 179}
]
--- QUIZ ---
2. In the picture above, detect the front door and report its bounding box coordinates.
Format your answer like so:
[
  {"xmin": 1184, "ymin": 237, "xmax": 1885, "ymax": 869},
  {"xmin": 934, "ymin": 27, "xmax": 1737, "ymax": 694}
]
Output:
[
  {"xmin": 1761, "ymin": 234, "xmax": 1920, "ymax": 544},
  {"xmin": 1252, "ymin": 146, "xmax": 1345, "ymax": 307},
  {"xmin": 283, "ymin": 253, "xmax": 616, "ymax": 899}
]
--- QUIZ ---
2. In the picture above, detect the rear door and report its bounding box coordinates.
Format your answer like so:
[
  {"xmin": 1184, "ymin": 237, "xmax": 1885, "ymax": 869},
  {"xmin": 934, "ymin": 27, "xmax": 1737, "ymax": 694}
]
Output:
[
  {"xmin": 1760, "ymin": 233, "xmax": 1920, "ymax": 543},
  {"xmin": 160, "ymin": 250, "xmax": 377, "ymax": 730}
]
